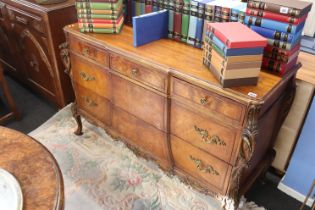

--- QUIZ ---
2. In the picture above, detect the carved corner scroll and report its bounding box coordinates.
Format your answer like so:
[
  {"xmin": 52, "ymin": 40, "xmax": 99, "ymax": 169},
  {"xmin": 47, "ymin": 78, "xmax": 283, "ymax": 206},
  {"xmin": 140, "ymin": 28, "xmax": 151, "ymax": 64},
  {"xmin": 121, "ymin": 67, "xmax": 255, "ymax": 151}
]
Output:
[
  {"xmin": 218, "ymin": 104, "xmax": 261, "ymax": 210},
  {"xmin": 59, "ymin": 42, "xmax": 71, "ymax": 75}
]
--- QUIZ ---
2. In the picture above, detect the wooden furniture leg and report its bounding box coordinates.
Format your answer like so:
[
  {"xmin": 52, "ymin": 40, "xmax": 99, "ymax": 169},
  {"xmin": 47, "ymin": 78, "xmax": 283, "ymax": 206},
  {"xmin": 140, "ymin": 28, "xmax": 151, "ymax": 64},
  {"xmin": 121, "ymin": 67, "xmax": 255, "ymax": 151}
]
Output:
[
  {"xmin": 0, "ymin": 64, "xmax": 20, "ymax": 124},
  {"xmin": 71, "ymin": 102, "xmax": 83, "ymax": 135}
]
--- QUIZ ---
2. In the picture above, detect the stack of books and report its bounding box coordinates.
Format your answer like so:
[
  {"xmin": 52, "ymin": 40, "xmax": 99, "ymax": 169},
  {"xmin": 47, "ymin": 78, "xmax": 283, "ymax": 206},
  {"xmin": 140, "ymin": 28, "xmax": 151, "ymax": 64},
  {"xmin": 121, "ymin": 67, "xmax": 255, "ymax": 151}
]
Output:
[
  {"xmin": 203, "ymin": 22, "xmax": 267, "ymax": 87},
  {"xmin": 245, "ymin": 0, "xmax": 312, "ymax": 75},
  {"xmin": 76, "ymin": 0, "xmax": 124, "ymax": 33}
]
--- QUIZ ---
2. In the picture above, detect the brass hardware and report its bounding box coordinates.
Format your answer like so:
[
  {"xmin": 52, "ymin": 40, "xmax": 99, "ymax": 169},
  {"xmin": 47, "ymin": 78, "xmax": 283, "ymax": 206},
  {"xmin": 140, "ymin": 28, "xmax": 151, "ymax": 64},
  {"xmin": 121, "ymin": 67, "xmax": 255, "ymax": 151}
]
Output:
[
  {"xmin": 131, "ymin": 68, "xmax": 139, "ymax": 76},
  {"xmin": 82, "ymin": 96, "xmax": 97, "ymax": 107},
  {"xmin": 200, "ymin": 97, "xmax": 209, "ymax": 105},
  {"xmin": 82, "ymin": 47, "xmax": 90, "ymax": 56},
  {"xmin": 16, "ymin": 16, "xmax": 28, "ymax": 25},
  {"xmin": 194, "ymin": 125, "xmax": 226, "ymax": 146},
  {"xmin": 59, "ymin": 42, "xmax": 71, "ymax": 74},
  {"xmin": 189, "ymin": 155, "xmax": 219, "ymax": 175},
  {"xmin": 79, "ymin": 71, "xmax": 95, "ymax": 81}
]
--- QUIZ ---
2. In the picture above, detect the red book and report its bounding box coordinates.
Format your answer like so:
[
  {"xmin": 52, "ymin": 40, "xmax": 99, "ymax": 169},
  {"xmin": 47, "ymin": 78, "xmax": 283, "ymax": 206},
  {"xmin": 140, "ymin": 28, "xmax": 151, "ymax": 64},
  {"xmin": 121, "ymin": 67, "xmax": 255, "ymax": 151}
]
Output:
[
  {"xmin": 173, "ymin": 0, "xmax": 183, "ymax": 41},
  {"xmin": 246, "ymin": 8, "xmax": 308, "ymax": 25},
  {"xmin": 207, "ymin": 22, "xmax": 267, "ymax": 48},
  {"xmin": 264, "ymin": 43, "xmax": 301, "ymax": 57},
  {"xmin": 262, "ymin": 55, "xmax": 298, "ymax": 75},
  {"xmin": 145, "ymin": 0, "xmax": 153, "ymax": 13}
]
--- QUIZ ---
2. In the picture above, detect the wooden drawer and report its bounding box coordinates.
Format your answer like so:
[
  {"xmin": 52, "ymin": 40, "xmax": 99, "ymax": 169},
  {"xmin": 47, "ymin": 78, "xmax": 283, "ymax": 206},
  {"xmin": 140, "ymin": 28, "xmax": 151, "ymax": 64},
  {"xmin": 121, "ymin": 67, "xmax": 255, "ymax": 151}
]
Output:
[
  {"xmin": 6, "ymin": 5, "xmax": 45, "ymax": 34},
  {"xmin": 69, "ymin": 37, "xmax": 109, "ymax": 67},
  {"xmin": 110, "ymin": 54, "xmax": 167, "ymax": 93},
  {"xmin": 171, "ymin": 135, "xmax": 232, "ymax": 194},
  {"xmin": 171, "ymin": 102, "xmax": 240, "ymax": 164},
  {"xmin": 171, "ymin": 77, "xmax": 246, "ymax": 125},
  {"xmin": 112, "ymin": 105, "xmax": 171, "ymax": 170},
  {"xmin": 75, "ymin": 83, "xmax": 111, "ymax": 126},
  {"xmin": 112, "ymin": 74, "xmax": 167, "ymax": 132},
  {"xmin": 71, "ymin": 53, "xmax": 111, "ymax": 99}
]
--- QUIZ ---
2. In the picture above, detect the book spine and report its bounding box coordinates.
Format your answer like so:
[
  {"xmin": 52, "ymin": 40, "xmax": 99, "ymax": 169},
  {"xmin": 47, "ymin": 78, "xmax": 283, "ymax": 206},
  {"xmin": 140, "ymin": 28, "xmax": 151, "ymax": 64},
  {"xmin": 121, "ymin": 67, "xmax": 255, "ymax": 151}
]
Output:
[
  {"xmin": 246, "ymin": 8, "xmax": 308, "ymax": 25},
  {"xmin": 181, "ymin": 0, "xmax": 190, "ymax": 42},
  {"xmin": 135, "ymin": 0, "xmax": 141, "ymax": 15},
  {"xmin": 145, "ymin": 0, "xmax": 153, "ymax": 13},
  {"xmin": 140, "ymin": 0, "xmax": 145, "ymax": 14},
  {"xmin": 264, "ymin": 49, "xmax": 299, "ymax": 63},
  {"xmin": 167, "ymin": 0, "xmax": 174, "ymax": 38},
  {"xmin": 250, "ymin": 25, "xmax": 295, "ymax": 43},
  {"xmin": 267, "ymin": 38, "xmax": 295, "ymax": 51},
  {"xmin": 206, "ymin": 32, "xmax": 227, "ymax": 55},
  {"xmin": 76, "ymin": 0, "xmax": 122, "ymax": 10},
  {"xmin": 195, "ymin": 1, "xmax": 205, "ymax": 48},
  {"xmin": 187, "ymin": 0, "xmax": 198, "ymax": 46},
  {"xmin": 247, "ymin": 0, "xmax": 302, "ymax": 18},
  {"xmin": 152, "ymin": 0, "xmax": 158, "ymax": 11},
  {"xmin": 230, "ymin": 8, "xmax": 239, "ymax": 22},
  {"xmin": 214, "ymin": 5, "xmax": 221, "ymax": 22},
  {"xmin": 202, "ymin": 5, "xmax": 214, "ymax": 46},
  {"xmin": 173, "ymin": 0, "xmax": 183, "ymax": 41},
  {"xmin": 264, "ymin": 43, "xmax": 301, "ymax": 57},
  {"xmin": 132, "ymin": 0, "xmax": 136, "ymax": 17},
  {"xmin": 221, "ymin": 7, "xmax": 230, "ymax": 22},
  {"xmin": 238, "ymin": 10, "xmax": 246, "ymax": 23},
  {"xmin": 262, "ymin": 56, "xmax": 298, "ymax": 75},
  {"xmin": 245, "ymin": 16, "xmax": 299, "ymax": 34}
]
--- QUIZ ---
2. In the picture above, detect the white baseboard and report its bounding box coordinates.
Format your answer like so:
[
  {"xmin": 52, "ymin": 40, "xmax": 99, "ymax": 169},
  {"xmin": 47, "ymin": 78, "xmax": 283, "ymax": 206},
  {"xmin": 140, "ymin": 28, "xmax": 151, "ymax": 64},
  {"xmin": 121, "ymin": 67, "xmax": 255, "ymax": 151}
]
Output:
[{"xmin": 278, "ymin": 178, "xmax": 314, "ymax": 207}]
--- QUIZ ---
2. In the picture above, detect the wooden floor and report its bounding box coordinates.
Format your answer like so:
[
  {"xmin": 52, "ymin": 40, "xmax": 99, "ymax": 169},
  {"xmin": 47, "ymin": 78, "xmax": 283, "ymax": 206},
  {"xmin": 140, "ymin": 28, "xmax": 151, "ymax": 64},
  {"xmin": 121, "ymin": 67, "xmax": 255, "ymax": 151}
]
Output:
[{"xmin": 297, "ymin": 52, "xmax": 315, "ymax": 85}]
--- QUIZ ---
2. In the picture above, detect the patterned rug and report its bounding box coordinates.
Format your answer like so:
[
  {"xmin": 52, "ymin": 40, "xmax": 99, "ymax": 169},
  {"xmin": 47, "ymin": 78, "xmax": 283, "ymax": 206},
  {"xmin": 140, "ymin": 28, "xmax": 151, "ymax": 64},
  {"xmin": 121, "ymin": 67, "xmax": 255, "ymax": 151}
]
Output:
[{"xmin": 29, "ymin": 104, "xmax": 265, "ymax": 210}]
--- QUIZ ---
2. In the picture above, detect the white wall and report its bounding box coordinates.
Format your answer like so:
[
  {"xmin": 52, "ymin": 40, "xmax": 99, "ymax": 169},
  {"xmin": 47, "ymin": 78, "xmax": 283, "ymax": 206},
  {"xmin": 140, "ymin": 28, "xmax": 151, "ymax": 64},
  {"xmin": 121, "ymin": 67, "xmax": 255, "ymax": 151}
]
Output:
[{"xmin": 303, "ymin": 0, "xmax": 315, "ymax": 37}]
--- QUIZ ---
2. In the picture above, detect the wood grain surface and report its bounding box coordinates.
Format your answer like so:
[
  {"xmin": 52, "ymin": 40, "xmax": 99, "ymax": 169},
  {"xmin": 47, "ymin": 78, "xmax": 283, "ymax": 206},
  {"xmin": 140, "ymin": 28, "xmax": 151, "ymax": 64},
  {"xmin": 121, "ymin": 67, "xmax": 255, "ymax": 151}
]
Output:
[
  {"xmin": 0, "ymin": 126, "xmax": 64, "ymax": 210},
  {"xmin": 297, "ymin": 52, "xmax": 315, "ymax": 86}
]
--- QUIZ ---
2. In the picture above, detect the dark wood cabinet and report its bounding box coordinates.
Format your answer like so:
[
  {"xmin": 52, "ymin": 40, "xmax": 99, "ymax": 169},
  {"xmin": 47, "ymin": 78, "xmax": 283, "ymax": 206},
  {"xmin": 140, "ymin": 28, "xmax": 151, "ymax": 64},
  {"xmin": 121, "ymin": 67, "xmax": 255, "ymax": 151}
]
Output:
[{"xmin": 0, "ymin": 0, "xmax": 76, "ymax": 107}]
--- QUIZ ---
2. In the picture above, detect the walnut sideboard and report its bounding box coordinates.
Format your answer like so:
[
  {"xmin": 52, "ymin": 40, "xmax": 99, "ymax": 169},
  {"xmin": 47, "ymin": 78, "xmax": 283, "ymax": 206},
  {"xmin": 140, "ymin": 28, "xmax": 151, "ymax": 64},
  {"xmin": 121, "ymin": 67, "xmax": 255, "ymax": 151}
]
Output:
[
  {"xmin": 62, "ymin": 24, "xmax": 299, "ymax": 210},
  {"xmin": 0, "ymin": 0, "xmax": 76, "ymax": 107}
]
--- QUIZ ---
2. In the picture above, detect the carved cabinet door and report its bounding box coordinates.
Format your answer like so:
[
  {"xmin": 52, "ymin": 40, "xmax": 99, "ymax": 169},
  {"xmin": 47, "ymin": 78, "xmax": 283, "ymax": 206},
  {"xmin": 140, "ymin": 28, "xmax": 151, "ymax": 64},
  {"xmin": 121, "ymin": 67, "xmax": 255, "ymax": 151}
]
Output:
[
  {"xmin": 11, "ymin": 23, "xmax": 56, "ymax": 97},
  {"xmin": 0, "ymin": 2, "xmax": 19, "ymax": 72}
]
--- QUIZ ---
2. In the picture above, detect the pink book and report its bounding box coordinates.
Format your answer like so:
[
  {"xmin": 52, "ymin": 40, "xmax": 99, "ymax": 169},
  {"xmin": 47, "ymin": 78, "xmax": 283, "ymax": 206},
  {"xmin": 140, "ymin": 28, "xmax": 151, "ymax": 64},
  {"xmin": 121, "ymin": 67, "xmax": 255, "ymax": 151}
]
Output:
[{"xmin": 207, "ymin": 22, "xmax": 267, "ymax": 49}]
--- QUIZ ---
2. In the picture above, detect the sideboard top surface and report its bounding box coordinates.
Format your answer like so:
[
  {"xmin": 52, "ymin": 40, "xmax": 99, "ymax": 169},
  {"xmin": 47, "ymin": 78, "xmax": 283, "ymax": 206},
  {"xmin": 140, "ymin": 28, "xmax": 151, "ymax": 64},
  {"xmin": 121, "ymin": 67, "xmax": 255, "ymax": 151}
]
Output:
[
  {"xmin": 65, "ymin": 24, "xmax": 298, "ymax": 103},
  {"xmin": 4, "ymin": 0, "xmax": 75, "ymax": 12}
]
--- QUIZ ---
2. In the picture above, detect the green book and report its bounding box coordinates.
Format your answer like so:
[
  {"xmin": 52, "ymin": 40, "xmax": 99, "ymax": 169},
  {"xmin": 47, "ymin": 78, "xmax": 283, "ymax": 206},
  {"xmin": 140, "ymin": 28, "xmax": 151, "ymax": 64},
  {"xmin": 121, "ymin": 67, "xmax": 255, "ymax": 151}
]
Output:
[
  {"xmin": 135, "ymin": 0, "xmax": 141, "ymax": 16},
  {"xmin": 80, "ymin": 21, "xmax": 123, "ymax": 33},
  {"xmin": 168, "ymin": 0, "xmax": 174, "ymax": 38},
  {"xmin": 181, "ymin": 0, "xmax": 190, "ymax": 42},
  {"xmin": 76, "ymin": 0, "xmax": 123, "ymax": 10}
]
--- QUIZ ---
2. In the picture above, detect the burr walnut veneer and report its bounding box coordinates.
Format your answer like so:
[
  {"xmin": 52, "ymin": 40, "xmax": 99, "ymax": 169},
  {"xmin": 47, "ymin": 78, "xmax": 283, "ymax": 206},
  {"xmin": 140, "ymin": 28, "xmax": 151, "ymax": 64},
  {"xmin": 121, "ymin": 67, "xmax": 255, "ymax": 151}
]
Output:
[
  {"xmin": 0, "ymin": 0, "xmax": 76, "ymax": 107},
  {"xmin": 62, "ymin": 24, "xmax": 299, "ymax": 209}
]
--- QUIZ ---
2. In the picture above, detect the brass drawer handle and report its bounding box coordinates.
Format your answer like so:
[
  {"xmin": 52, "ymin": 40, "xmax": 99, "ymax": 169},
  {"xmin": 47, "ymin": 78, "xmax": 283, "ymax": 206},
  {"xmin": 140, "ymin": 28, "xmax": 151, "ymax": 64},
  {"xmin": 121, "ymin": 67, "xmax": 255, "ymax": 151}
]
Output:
[
  {"xmin": 200, "ymin": 97, "xmax": 209, "ymax": 105},
  {"xmin": 82, "ymin": 47, "xmax": 90, "ymax": 56},
  {"xmin": 189, "ymin": 155, "xmax": 219, "ymax": 176},
  {"xmin": 82, "ymin": 96, "xmax": 97, "ymax": 107},
  {"xmin": 131, "ymin": 68, "xmax": 139, "ymax": 76},
  {"xmin": 194, "ymin": 125, "xmax": 226, "ymax": 146},
  {"xmin": 79, "ymin": 71, "xmax": 95, "ymax": 81}
]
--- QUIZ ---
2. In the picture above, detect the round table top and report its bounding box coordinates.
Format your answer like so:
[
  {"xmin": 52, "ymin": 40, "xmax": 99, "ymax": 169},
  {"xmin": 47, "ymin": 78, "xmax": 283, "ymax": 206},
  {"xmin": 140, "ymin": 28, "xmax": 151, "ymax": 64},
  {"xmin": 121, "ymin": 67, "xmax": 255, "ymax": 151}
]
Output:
[{"xmin": 0, "ymin": 126, "xmax": 64, "ymax": 210}]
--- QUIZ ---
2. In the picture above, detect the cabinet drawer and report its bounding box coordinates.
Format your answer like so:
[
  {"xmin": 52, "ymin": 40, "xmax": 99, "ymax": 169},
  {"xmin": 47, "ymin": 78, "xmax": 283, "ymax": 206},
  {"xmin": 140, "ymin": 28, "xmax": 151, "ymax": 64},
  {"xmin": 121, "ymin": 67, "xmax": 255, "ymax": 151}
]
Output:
[
  {"xmin": 171, "ymin": 77, "xmax": 246, "ymax": 125},
  {"xmin": 110, "ymin": 54, "xmax": 167, "ymax": 93},
  {"xmin": 75, "ymin": 83, "xmax": 111, "ymax": 126},
  {"xmin": 71, "ymin": 53, "xmax": 111, "ymax": 99},
  {"xmin": 112, "ymin": 105, "xmax": 171, "ymax": 170},
  {"xmin": 112, "ymin": 74, "xmax": 167, "ymax": 132},
  {"xmin": 171, "ymin": 102, "xmax": 240, "ymax": 164},
  {"xmin": 171, "ymin": 135, "xmax": 232, "ymax": 194},
  {"xmin": 6, "ymin": 6, "xmax": 45, "ymax": 34},
  {"xmin": 69, "ymin": 37, "xmax": 109, "ymax": 67}
]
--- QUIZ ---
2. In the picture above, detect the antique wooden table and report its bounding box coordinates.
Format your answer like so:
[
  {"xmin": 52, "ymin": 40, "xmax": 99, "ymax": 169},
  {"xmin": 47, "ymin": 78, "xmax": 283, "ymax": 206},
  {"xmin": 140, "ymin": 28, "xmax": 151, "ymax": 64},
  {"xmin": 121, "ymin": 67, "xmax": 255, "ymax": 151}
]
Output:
[{"xmin": 0, "ymin": 126, "xmax": 64, "ymax": 210}]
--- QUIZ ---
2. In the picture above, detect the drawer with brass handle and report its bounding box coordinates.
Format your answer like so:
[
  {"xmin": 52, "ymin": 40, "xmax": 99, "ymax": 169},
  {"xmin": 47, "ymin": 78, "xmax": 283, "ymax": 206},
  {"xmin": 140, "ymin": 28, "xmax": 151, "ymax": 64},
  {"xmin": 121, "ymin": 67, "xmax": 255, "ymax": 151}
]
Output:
[
  {"xmin": 69, "ymin": 36, "xmax": 109, "ymax": 67},
  {"xmin": 171, "ymin": 77, "xmax": 246, "ymax": 125},
  {"xmin": 171, "ymin": 101, "xmax": 241, "ymax": 164},
  {"xmin": 110, "ymin": 53, "xmax": 167, "ymax": 93},
  {"xmin": 71, "ymin": 53, "xmax": 111, "ymax": 100},
  {"xmin": 75, "ymin": 83, "xmax": 111, "ymax": 126},
  {"xmin": 171, "ymin": 135, "xmax": 232, "ymax": 194}
]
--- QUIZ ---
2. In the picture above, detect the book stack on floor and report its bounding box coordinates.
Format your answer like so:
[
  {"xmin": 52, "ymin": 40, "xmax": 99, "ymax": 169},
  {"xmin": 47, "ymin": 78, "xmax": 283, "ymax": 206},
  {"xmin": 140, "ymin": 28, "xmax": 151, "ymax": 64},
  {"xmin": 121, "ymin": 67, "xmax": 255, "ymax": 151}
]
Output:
[
  {"xmin": 203, "ymin": 22, "xmax": 267, "ymax": 87},
  {"xmin": 245, "ymin": 0, "xmax": 312, "ymax": 76},
  {"xmin": 76, "ymin": 0, "xmax": 124, "ymax": 33}
]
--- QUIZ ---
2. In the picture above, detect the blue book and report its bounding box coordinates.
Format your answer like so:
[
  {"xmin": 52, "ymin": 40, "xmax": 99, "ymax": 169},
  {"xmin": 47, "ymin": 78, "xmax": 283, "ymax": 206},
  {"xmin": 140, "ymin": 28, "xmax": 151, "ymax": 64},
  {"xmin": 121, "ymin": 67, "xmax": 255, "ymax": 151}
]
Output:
[
  {"xmin": 133, "ymin": 10, "xmax": 168, "ymax": 47},
  {"xmin": 250, "ymin": 25, "xmax": 302, "ymax": 44},
  {"xmin": 187, "ymin": 0, "xmax": 199, "ymax": 45},
  {"xmin": 140, "ymin": 0, "xmax": 145, "ymax": 14},
  {"xmin": 132, "ymin": 0, "xmax": 136, "ymax": 17},
  {"xmin": 152, "ymin": 0, "xmax": 158, "ymax": 11},
  {"xmin": 205, "ymin": 32, "xmax": 264, "ymax": 56},
  {"xmin": 245, "ymin": 16, "xmax": 305, "ymax": 34}
]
